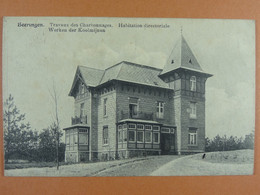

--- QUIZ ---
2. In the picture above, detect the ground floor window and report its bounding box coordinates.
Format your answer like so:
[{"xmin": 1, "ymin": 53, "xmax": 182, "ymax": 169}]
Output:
[
  {"xmin": 188, "ymin": 129, "xmax": 197, "ymax": 145},
  {"xmin": 103, "ymin": 126, "xmax": 108, "ymax": 145},
  {"xmin": 79, "ymin": 133, "xmax": 88, "ymax": 145},
  {"xmin": 66, "ymin": 134, "xmax": 69, "ymax": 145},
  {"xmin": 137, "ymin": 131, "xmax": 144, "ymax": 143},
  {"xmin": 128, "ymin": 130, "xmax": 136, "ymax": 142},
  {"xmin": 145, "ymin": 131, "xmax": 152, "ymax": 143},
  {"xmin": 153, "ymin": 132, "xmax": 160, "ymax": 144},
  {"xmin": 123, "ymin": 130, "xmax": 127, "ymax": 142},
  {"xmin": 118, "ymin": 130, "xmax": 123, "ymax": 142}
]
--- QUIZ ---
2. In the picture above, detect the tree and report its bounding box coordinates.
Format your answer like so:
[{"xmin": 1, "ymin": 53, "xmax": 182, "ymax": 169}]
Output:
[
  {"xmin": 243, "ymin": 132, "xmax": 254, "ymax": 149},
  {"xmin": 3, "ymin": 94, "xmax": 37, "ymax": 163},
  {"xmin": 37, "ymin": 124, "xmax": 64, "ymax": 162},
  {"xmin": 49, "ymin": 82, "xmax": 63, "ymax": 169}
]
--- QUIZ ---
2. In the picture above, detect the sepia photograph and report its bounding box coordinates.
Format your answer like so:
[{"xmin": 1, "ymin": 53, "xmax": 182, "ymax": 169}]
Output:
[{"xmin": 2, "ymin": 17, "xmax": 255, "ymax": 176}]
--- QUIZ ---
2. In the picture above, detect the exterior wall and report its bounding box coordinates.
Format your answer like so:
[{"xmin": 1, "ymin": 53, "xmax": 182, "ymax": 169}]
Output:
[
  {"xmin": 90, "ymin": 93, "xmax": 99, "ymax": 160},
  {"xmin": 116, "ymin": 82, "xmax": 174, "ymax": 125},
  {"xmin": 97, "ymin": 84, "xmax": 117, "ymax": 160},
  {"xmin": 173, "ymin": 95, "xmax": 182, "ymax": 154},
  {"xmin": 171, "ymin": 73, "xmax": 207, "ymax": 154},
  {"xmin": 179, "ymin": 95, "xmax": 205, "ymax": 153}
]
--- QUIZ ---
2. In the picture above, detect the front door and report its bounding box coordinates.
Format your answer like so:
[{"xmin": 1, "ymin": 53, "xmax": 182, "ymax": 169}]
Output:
[{"xmin": 161, "ymin": 133, "xmax": 175, "ymax": 154}]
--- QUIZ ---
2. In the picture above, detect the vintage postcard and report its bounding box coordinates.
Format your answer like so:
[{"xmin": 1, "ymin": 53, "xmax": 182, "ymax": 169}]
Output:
[{"xmin": 2, "ymin": 17, "xmax": 255, "ymax": 176}]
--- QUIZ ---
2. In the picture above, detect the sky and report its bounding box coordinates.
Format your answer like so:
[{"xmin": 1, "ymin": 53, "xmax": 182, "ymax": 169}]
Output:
[{"xmin": 2, "ymin": 17, "xmax": 255, "ymax": 139}]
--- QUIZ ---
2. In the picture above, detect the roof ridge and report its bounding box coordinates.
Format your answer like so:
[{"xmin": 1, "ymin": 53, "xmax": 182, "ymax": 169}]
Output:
[
  {"xmin": 104, "ymin": 61, "xmax": 124, "ymax": 71},
  {"xmin": 122, "ymin": 61, "xmax": 162, "ymax": 71}
]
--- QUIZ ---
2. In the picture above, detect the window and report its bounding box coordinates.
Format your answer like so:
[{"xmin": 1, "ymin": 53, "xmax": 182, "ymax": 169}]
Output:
[
  {"xmin": 188, "ymin": 131, "xmax": 197, "ymax": 145},
  {"xmin": 145, "ymin": 131, "xmax": 152, "ymax": 143},
  {"xmin": 118, "ymin": 130, "xmax": 123, "ymax": 142},
  {"xmin": 156, "ymin": 101, "xmax": 164, "ymax": 119},
  {"xmin": 80, "ymin": 103, "xmax": 84, "ymax": 118},
  {"xmin": 123, "ymin": 130, "xmax": 127, "ymax": 142},
  {"xmin": 128, "ymin": 123, "xmax": 136, "ymax": 129},
  {"xmin": 137, "ymin": 124, "xmax": 144, "ymax": 130},
  {"xmin": 74, "ymin": 133, "xmax": 78, "ymax": 144},
  {"xmin": 128, "ymin": 130, "xmax": 136, "ymax": 142},
  {"xmin": 69, "ymin": 134, "xmax": 73, "ymax": 146},
  {"xmin": 66, "ymin": 134, "xmax": 70, "ymax": 145},
  {"xmin": 153, "ymin": 125, "xmax": 160, "ymax": 131},
  {"xmin": 190, "ymin": 76, "xmax": 196, "ymax": 91},
  {"xmin": 137, "ymin": 131, "xmax": 144, "ymax": 143},
  {"xmin": 79, "ymin": 133, "xmax": 88, "ymax": 145},
  {"xmin": 129, "ymin": 97, "xmax": 139, "ymax": 118},
  {"xmin": 161, "ymin": 127, "xmax": 170, "ymax": 133},
  {"xmin": 190, "ymin": 102, "xmax": 197, "ymax": 119},
  {"xmin": 103, "ymin": 98, "xmax": 107, "ymax": 116},
  {"xmin": 145, "ymin": 125, "xmax": 152, "ymax": 130},
  {"xmin": 118, "ymin": 125, "xmax": 123, "ymax": 142},
  {"xmin": 103, "ymin": 126, "xmax": 108, "ymax": 145},
  {"xmin": 153, "ymin": 132, "xmax": 160, "ymax": 144}
]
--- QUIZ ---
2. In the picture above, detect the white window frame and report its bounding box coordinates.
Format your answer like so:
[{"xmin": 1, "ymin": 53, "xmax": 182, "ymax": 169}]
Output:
[
  {"xmin": 137, "ymin": 131, "xmax": 144, "ymax": 143},
  {"xmin": 128, "ymin": 123, "xmax": 136, "ymax": 129},
  {"xmin": 118, "ymin": 130, "xmax": 123, "ymax": 143},
  {"xmin": 137, "ymin": 124, "xmax": 144, "ymax": 130},
  {"xmin": 145, "ymin": 125, "xmax": 152, "ymax": 131},
  {"xmin": 188, "ymin": 132, "xmax": 197, "ymax": 145},
  {"xmin": 103, "ymin": 126, "xmax": 108, "ymax": 145},
  {"xmin": 153, "ymin": 132, "xmax": 160, "ymax": 144},
  {"xmin": 161, "ymin": 127, "xmax": 170, "ymax": 133},
  {"xmin": 153, "ymin": 125, "xmax": 160, "ymax": 131},
  {"xmin": 129, "ymin": 97, "xmax": 139, "ymax": 118},
  {"xmin": 73, "ymin": 132, "xmax": 78, "ymax": 144},
  {"xmin": 190, "ymin": 76, "xmax": 196, "ymax": 91},
  {"xmin": 156, "ymin": 101, "xmax": 164, "ymax": 119},
  {"xmin": 128, "ymin": 130, "xmax": 136, "ymax": 143},
  {"xmin": 145, "ymin": 131, "xmax": 152, "ymax": 143},
  {"xmin": 190, "ymin": 102, "xmax": 197, "ymax": 119},
  {"xmin": 79, "ymin": 132, "xmax": 88, "ymax": 145},
  {"xmin": 123, "ymin": 130, "xmax": 127, "ymax": 142},
  {"xmin": 66, "ymin": 134, "xmax": 70, "ymax": 145}
]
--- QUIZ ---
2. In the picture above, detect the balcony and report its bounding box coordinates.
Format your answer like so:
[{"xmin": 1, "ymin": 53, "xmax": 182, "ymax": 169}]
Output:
[
  {"xmin": 120, "ymin": 110, "xmax": 154, "ymax": 121},
  {"xmin": 71, "ymin": 115, "xmax": 88, "ymax": 125}
]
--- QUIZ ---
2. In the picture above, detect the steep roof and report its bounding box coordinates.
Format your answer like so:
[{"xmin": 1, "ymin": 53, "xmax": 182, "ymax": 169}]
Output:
[
  {"xmin": 78, "ymin": 66, "xmax": 104, "ymax": 87},
  {"xmin": 100, "ymin": 61, "xmax": 169, "ymax": 89},
  {"xmin": 69, "ymin": 61, "xmax": 170, "ymax": 96},
  {"xmin": 160, "ymin": 35, "xmax": 206, "ymax": 76},
  {"xmin": 68, "ymin": 66, "xmax": 104, "ymax": 96}
]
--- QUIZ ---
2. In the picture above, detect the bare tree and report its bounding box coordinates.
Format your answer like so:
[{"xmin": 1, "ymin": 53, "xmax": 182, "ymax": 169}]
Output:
[{"xmin": 49, "ymin": 81, "xmax": 63, "ymax": 170}]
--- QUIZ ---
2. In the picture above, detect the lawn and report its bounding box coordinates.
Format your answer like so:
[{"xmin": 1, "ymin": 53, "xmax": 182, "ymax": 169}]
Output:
[
  {"xmin": 190, "ymin": 149, "xmax": 254, "ymax": 164},
  {"xmin": 5, "ymin": 161, "xmax": 69, "ymax": 170}
]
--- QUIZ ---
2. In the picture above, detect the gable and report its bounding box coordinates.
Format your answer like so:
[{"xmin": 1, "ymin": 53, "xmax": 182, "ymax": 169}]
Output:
[{"xmin": 69, "ymin": 66, "xmax": 104, "ymax": 97}]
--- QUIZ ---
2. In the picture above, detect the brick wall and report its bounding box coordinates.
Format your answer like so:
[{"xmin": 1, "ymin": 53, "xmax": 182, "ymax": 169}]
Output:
[
  {"xmin": 116, "ymin": 82, "xmax": 174, "ymax": 125},
  {"xmin": 96, "ymin": 85, "xmax": 117, "ymax": 159}
]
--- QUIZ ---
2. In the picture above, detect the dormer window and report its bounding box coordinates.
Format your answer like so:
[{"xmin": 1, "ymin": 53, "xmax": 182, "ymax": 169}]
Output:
[
  {"xmin": 171, "ymin": 60, "xmax": 174, "ymax": 64},
  {"xmin": 190, "ymin": 76, "xmax": 196, "ymax": 91}
]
